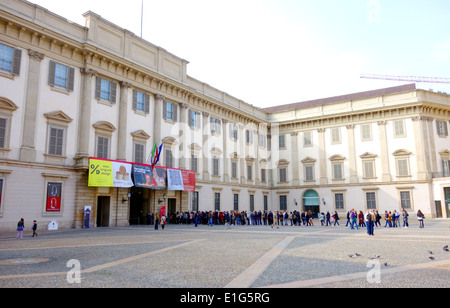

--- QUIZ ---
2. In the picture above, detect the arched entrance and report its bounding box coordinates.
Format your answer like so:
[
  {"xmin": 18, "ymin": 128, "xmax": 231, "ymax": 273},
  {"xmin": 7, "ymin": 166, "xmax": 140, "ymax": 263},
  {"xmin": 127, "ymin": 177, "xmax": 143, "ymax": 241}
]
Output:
[{"xmin": 303, "ymin": 190, "xmax": 320, "ymax": 217}]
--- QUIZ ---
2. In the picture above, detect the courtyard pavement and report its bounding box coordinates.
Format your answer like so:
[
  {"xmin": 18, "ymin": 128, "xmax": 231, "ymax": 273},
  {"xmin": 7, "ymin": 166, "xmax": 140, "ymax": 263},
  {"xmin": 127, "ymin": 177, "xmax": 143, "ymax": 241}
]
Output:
[{"xmin": 0, "ymin": 219, "xmax": 449, "ymax": 289}]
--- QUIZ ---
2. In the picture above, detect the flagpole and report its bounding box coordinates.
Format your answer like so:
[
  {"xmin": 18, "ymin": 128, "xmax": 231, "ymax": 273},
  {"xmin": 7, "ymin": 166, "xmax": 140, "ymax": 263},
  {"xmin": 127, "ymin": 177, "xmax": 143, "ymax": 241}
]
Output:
[{"xmin": 140, "ymin": 0, "xmax": 144, "ymax": 38}]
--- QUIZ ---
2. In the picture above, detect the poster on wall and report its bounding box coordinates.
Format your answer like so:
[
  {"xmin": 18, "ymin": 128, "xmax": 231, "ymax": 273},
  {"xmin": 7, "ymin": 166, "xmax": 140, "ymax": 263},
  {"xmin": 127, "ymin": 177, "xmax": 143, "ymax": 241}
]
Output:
[
  {"xmin": 181, "ymin": 170, "xmax": 196, "ymax": 192},
  {"xmin": 46, "ymin": 182, "xmax": 62, "ymax": 212},
  {"xmin": 133, "ymin": 165, "xmax": 166, "ymax": 190},
  {"xmin": 83, "ymin": 206, "xmax": 91, "ymax": 229},
  {"xmin": 88, "ymin": 158, "xmax": 134, "ymax": 188},
  {"xmin": 167, "ymin": 169, "xmax": 184, "ymax": 191}
]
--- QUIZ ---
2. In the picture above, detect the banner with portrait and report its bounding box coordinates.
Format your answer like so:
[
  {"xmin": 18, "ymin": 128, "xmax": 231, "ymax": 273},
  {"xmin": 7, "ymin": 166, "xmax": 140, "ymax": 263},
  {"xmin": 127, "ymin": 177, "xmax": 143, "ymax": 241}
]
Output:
[
  {"xmin": 167, "ymin": 169, "xmax": 184, "ymax": 191},
  {"xmin": 133, "ymin": 165, "xmax": 166, "ymax": 190}
]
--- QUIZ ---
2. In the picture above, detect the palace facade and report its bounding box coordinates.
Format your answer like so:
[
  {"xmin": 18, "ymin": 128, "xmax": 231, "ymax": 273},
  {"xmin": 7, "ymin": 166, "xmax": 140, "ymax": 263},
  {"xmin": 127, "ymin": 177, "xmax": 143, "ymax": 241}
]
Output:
[{"xmin": 0, "ymin": 0, "xmax": 449, "ymax": 232}]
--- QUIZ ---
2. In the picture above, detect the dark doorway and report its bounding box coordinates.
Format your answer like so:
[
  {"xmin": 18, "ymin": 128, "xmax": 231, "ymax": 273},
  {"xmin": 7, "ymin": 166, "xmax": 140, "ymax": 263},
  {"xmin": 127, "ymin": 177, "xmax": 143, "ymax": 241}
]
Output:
[
  {"xmin": 97, "ymin": 196, "xmax": 110, "ymax": 227},
  {"xmin": 168, "ymin": 198, "xmax": 176, "ymax": 223},
  {"xmin": 129, "ymin": 187, "xmax": 144, "ymax": 225}
]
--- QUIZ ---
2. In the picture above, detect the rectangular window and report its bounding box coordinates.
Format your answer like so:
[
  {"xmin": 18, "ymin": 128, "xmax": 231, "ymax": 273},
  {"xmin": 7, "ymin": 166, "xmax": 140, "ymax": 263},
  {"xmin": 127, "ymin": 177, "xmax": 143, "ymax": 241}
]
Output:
[
  {"xmin": 335, "ymin": 193, "xmax": 344, "ymax": 210},
  {"xmin": 303, "ymin": 131, "xmax": 312, "ymax": 147},
  {"xmin": 230, "ymin": 124, "xmax": 238, "ymax": 140},
  {"xmin": 133, "ymin": 90, "xmax": 150, "ymax": 113},
  {"xmin": 361, "ymin": 124, "xmax": 372, "ymax": 141},
  {"xmin": 246, "ymin": 130, "xmax": 253, "ymax": 144},
  {"xmin": 189, "ymin": 110, "xmax": 200, "ymax": 128},
  {"xmin": 0, "ymin": 43, "xmax": 21, "ymax": 75},
  {"xmin": 234, "ymin": 194, "xmax": 239, "ymax": 211},
  {"xmin": 95, "ymin": 77, "xmax": 117, "ymax": 103},
  {"xmin": 279, "ymin": 168, "xmax": 287, "ymax": 182},
  {"xmin": 192, "ymin": 192, "xmax": 199, "ymax": 212},
  {"xmin": 394, "ymin": 120, "xmax": 406, "ymax": 137},
  {"xmin": 96, "ymin": 136, "xmax": 109, "ymax": 159},
  {"xmin": 304, "ymin": 165, "xmax": 314, "ymax": 181},
  {"xmin": 331, "ymin": 127, "xmax": 341, "ymax": 144},
  {"xmin": 400, "ymin": 191, "xmax": 411, "ymax": 209},
  {"xmin": 247, "ymin": 165, "xmax": 253, "ymax": 180},
  {"xmin": 0, "ymin": 118, "xmax": 7, "ymax": 149},
  {"xmin": 163, "ymin": 101, "xmax": 177, "ymax": 122},
  {"xmin": 436, "ymin": 120, "xmax": 449, "ymax": 137},
  {"xmin": 261, "ymin": 169, "xmax": 266, "ymax": 182},
  {"xmin": 397, "ymin": 158, "xmax": 409, "ymax": 176},
  {"xmin": 279, "ymin": 134, "xmax": 286, "ymax": 149},
  {"xmin": 46, "ymin": 182, "xmax": 62, "ymax": 212},
  {"xmin": 366, "ymin": 192, "xmax": 377, "ymax": 210},
  {"xmin": 259, "ymin": 134, "xmax": 267, "ymax": 148},
  {"xmin": 165, "ymin": 149, "xmax": 173, "ymax": 168},
  {"xmin": 231, "ymin": 162, "xmax": 237, "ymax": 178},
  {"xmin": 49, "ymin": 61, "xmax": 75, "ymax": 91},
  {"xmin": 191, "ymin": 155, "xmax": 198, "ymax": 173},
  {"xmin": 210, "ymin": 117, "xmax": 221, "ymax": 134},
  {"xmin": 333, "ymin": 163, "xmax": 343, "ymax": 180},
  {"xmin": 214, "ymin": 193, "xmax": 221, "ymax": 211},
  {"xmin": 363, "ymin": 161, "xmax": 375, "ymax": 178},
  {"xmin": 0, "ymin": 179, "xmax": 3, "ymax": 211},
  {"xmin": 48, "ymin": 127, "xmax": 64, "ymax": 156},
  {"xmin": 134, "ymin": 143, "xmax": 145, "ymax": 164},
  {"xmin": 280, "ymin": 195, "xmax": 287, "ymax": 211},
  {"xmin": 250, "ymin": 195, "xmax": 255, "ymax": 212},
  {"xmin": 213, "ymin": 158, "xmax": 219, "ymax": 176},
  {"xmin": 264, "ymin": 195, "xmax": 268, "ymax": 211}
]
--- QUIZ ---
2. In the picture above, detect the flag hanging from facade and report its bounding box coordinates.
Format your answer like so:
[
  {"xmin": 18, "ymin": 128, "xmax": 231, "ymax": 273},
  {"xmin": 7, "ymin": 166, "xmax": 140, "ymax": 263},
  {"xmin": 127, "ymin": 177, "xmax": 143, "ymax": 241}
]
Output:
[{"xmin": 151, "ymin": 142, "xmax": 164, "ymax": 171}]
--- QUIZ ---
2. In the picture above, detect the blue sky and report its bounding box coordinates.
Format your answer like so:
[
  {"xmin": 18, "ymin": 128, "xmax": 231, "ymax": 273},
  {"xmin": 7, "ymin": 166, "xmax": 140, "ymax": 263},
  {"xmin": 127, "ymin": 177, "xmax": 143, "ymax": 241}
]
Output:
[{"xmin": 30, "ymin": 0, "xmax": 450, "ymax": 108}]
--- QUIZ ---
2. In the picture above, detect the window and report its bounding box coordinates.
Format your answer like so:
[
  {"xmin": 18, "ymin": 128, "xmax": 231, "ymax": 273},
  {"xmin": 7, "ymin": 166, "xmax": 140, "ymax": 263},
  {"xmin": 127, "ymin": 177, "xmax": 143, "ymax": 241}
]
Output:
[
  {"xmin": 303, "ymin": 131, "xmax": 312, "ymax": 147},
  {"xmin": 0, "ymin": 179, "xmax": 3, "ymax": 212},
  {"xmin": 259, "ymin": 134, "xmax": 267, "ymax": 148},
  {"xmin": 264, "ymin": 195, "xmax": 268, "ymax": 211},
  {"xmin": 366, "ymin": 192, "xmax": 377, "ymax": 210},
  {"xmin": 49, "ymin": 61, "xmax": 75, "ymax": 91},
  {"xmin": 95, "ymin": 77, "xmax": 117, "ymax": 103},
  {"xmin": 393, "ymin": 120, "xmax": 406, "ymax": 138},
  {"xmin": 397, "ymin": 158, "xmax": 409, "ymax": 176},
  {"xmin": 279, "ymin": 134, "xmax": 286, "ymax": 149},
  {"xmin": 443, "ymin": 159, "xmax": 450, "ymax": 177},
  {"xmin": 210, "ymin": 117, "xmax": 221, "ymax": 134},
  {"xmin": 134, "ymin": 143, "xmax": 145, "ymax": 164},
  {"xmin": 133, "ymin": 90, "xmax": 150, "ymax": 114},
  {"xmin": 234, "ymin": 194, "xmax": 239, "ymax": 211},
  {"xmin": 0, "ymin": 118, "xmax": 7, "ymax": 149},
  {"xmin": 230, "ymin": 124, "xmax": 238, "ymax": 140},
  {"xmin": 165, "ymin": 149, "xmax": 173, "ymax": 168},
  {"xmin": 96, "ymin": 136, "xmax": 109, "ymax": 159},
  {"xmin": 280, "ymin": 195, "xmax": 287, "ymax": 211},
  {"xmin": 246, "ymin": 130, "xmax": 253, "ymax": 144},
  {"xmin": 331, "ymin": 127, "xmax": 341, "ymax": 144},
  {"xmin": 247, "ymin": 165, "xmax": 253, "ymax": 181},
  {"xmin": 361, "ymin": 124, "xmax": 372, "ymax": 141},
  {"xmin": 279, "ymin": 168, "xmax": 287, "ymax": 183},
  {"xmin": 333, "ymin": 163, "xmax": 343, "ymax": 180},
  {"xmin": 48, "ymin": 127, "xmax": 64, "ymax": 156},
  {"xmin": 335, "ymin": 193, "xmax": 344, "ymax": 210},
  {"xmin": 436, "ymin": 120, "xmax": 448, "ymax": 137},
  {"xmin": 0, "ymin": 43, "xmax": 21, "ymax": 75},
  {"xmin": 261, "ymin": 169, "xmax": 266, "ymax": 182},
  {"xmin": 189, "ymin": 110, "xmax": 200, "ymax": 128},
  {"xmin": 363, "ymin": 161, "xmax": 375, "ymax": 178},
  {"xmin": 250, "ymin": 195, "xmax": 255, "ymax": 212},
  {"xmin": 400, "ymin": 191, "xmax": 411, "ymax": 209},
  {"xmin": 304, "ymin": 165, "xmax": 314, "ymax": 181},
  {"xmin": 231, "ymin": 162, "xmax": 237, "ymax": 178},
  {"xmin": 214, "ymin": 193, "xmax": 221, "ymax": 211},
  {"xmin": 191, "ymin": 155, "xmax": 198, "ymax": 173},
  {"xmin": 164, "ymin": 101, "xmax": 177, "ymax": 122},
  {"xmin": 213, "ymin": 158, "xmax": 219, "ymax": 176},
  {"xmin": 192, "ymin": 192, "xmax": 199, "ymax": 212}
]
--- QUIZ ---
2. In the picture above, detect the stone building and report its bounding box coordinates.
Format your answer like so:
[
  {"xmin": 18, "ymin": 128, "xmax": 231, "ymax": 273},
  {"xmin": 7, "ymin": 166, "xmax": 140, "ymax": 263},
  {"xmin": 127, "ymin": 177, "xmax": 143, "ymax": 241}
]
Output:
[{"xmin": 0, "ymin": 0, "xmax": 449, "ymax": 232}]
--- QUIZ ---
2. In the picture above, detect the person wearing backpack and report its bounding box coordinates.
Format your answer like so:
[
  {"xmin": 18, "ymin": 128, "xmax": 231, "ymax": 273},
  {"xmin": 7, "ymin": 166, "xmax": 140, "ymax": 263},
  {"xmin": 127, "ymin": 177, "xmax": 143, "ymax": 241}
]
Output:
[{"xmin": 365, "ymin": 210, "xmax": 375, "ymax": 236}]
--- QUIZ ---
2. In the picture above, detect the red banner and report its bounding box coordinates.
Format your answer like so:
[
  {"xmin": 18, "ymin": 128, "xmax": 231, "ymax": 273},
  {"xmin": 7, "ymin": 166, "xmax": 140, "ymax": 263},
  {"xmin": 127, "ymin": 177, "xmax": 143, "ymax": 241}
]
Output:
[
  {"xmin": 181, "ymin": 170, "xmax": 196, "ymax": 192},
  {"xmin": 46, "ymin": 182, "xmax": 62, "ymax": 212}
]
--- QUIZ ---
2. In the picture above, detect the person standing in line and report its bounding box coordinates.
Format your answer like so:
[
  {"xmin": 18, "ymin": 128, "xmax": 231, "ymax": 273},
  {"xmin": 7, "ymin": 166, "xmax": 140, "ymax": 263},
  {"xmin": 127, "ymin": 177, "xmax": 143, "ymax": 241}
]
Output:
[
  {"xmin": 402, "ymin": 208, "xmax": 409, "ymax": 228},
  {"xmin": 345, "ymin": 211, "xmax": 350, "ymax": 227},
  {"xmin": 375, "ymin": 211, "xmax": 381, "ymax": 227},
  {"xmin": 319, "ymin": 212, "xmax": 325, "ymax": 226},
  {"xmin": 154, "ymin": 212, "xmax": 160, "ymax": 230},
  {"xmin": 326, "ymin": 211, "xmax": 331, "ymax": 226},
  {"xmin": 417, "ymin": 210, "xmax": 425, "ymax": 228},
  {"xmin": 365, "ymin": 210, "xmax": 374, "ymax": 236},
  {"xmin": 161, "ymin": 215, "xmax": 166, "ymax": 230},
  {"xmin": 350, "ymin": 209, "xmax": 358, "ymax": 230},
  {"xmin": 32, "ymin": 220, "xmax": 38, "ymax": 237},
  {"xmin": 271, "ymin": 211, "xmax": 279, "ymax": 229},
  {"xmin": 16, "ymin": 218, "xmax": 25, "ymax": 239}
]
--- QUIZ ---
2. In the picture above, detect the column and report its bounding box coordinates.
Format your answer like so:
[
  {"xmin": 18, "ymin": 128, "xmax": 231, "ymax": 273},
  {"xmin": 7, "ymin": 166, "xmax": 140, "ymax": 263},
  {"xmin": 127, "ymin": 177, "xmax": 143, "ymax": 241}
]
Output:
[
  {"xmin": 202, "ymin": 112, "xmax": 210, "ymax": 181},
  {"xmin": 117, "ymin": 81, "xmax": 132, "ymax": 161},
  {"xmin": 318, "ymin": 128, "xmax": 328, "ymax": 185},
  {"xmin": 222, "ymin": 119, "xmax": 230, "ymax": 183},
  {"xmin": 377, "ymin": 121, "xmax": 391, "ymax": 182},
  {"xmin": 153, "ymin": 94, "xmax": 164, "ymax": 144},
  {"xmin": 178, "ymin": 103, "xmax": 188, "ymax": 170},
  {"xmin": 75, "ymin": 68, "xmax": 97, "ymax": 167},
  {"xmin": 291, "ymin": 132, "xmax": 300, "ymax": 186},
  {"xmin": 346, "ymin": 125, "xmax": 358, "ymax": 183},
  {"xmin": 20, "ymin": 50, "xmax": 45, "ymax": 162},
  {"xmin": 239, "ymin": 124, "xmax": 246, "ymax": 185},
  {"xmin": 412, "ymin": 116, "xmax": 430, "ymax": 181}
]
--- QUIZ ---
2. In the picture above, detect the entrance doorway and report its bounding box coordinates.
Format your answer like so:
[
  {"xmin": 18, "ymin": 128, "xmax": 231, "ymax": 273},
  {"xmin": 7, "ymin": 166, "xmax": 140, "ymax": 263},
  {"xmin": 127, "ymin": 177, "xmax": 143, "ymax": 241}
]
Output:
[
  {"xmin": 445, "ymin": 187, "xmax": 450, "ymax": 218},
  {"xmin": 129, "ymin": 187, "xmax": 145, "ymax": 225},
  {"xmin": 303, "ymin": 190, "xmax": 320, "ymax": 218},
  {"xmin": 97, "ymin": 196, "xmax": 110, "ymax": 227},
  {"xmin": 168, "ymin": 198, "xmax": 177, "ymax": 223}
]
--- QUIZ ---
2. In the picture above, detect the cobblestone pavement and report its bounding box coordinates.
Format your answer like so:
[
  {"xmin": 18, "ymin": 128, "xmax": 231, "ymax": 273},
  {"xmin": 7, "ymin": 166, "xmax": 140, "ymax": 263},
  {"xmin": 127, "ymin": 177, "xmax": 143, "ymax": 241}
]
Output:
[{"xmin": 0, "ymin": 219, "xmax": 449, "ymax": 288}]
